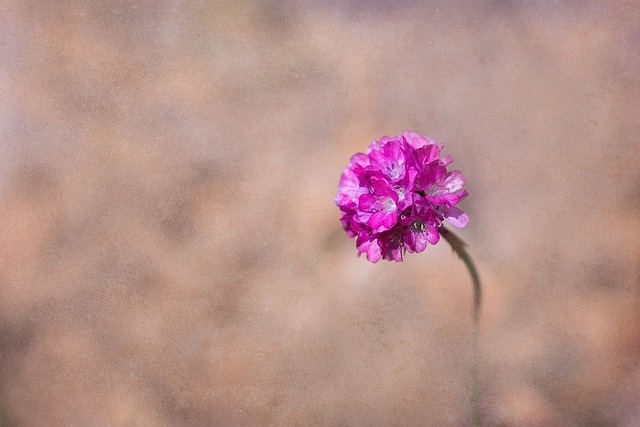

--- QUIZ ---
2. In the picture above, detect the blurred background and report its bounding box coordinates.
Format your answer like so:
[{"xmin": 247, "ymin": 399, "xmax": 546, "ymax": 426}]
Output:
[{"xmin": 1, "ymin": 1, "xmax": 640, "ymax": 425}]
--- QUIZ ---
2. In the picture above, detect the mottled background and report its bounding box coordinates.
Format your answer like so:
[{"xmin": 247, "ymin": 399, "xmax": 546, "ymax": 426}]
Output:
[{"xmin": 1, "ymin": 1, "xmax": 640, "ymax": 426}]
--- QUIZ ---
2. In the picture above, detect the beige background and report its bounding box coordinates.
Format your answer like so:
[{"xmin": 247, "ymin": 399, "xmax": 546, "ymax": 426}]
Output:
[{"xmin": 1, "ymin": 1, "xmax": 640, "ymax": 426}]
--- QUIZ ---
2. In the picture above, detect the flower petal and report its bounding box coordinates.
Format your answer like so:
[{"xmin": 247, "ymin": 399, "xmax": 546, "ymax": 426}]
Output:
[
  {"xmin": 442, "ymin": 206, "xmax": 469, "ymax": 228},
  {"xmin": 405, "ymin": 226, "xmax": 428, "ymax": 253},
  {"xmin": 442, "ymin": 170, "xmax": 466, "ymax": 194},
  {"xmin": 380, "ymin": 229, "xmax": 404, "ymax": 262},
  {"xmin": 418, "ymin": 163, "xmax": 447, "ymax": 190},
  {"xmin": 426, "ymin": 223, "xmax": 440, "ymax": 244},
  {"xmin": 401, "ymin": 131, "xmax": 435, "ymax": 149},
  {"xmin": 369, "ymin": 139, "xmax": 406, "ymax": 182},
  {"xmin": 366, "ymin": 242, "xmax": 381, "ymax": 262}
]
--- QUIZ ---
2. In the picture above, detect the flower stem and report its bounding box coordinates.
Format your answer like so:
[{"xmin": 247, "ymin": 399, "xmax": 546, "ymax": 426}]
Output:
[{"xmin": 440, "ymin": 227, "xmax": 481, "ymax": 427}]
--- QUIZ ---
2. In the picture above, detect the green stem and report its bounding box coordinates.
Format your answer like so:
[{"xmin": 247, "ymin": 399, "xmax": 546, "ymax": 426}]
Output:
[{"xmin": 440, "ymin": 227, "xmax": 481, "ymax": 427}]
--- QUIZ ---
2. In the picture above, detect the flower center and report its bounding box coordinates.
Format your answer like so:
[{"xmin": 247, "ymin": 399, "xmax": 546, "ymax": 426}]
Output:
[
  {"xmin": 377, "ymin": 197, "xmax": 396, "ymax": 212},
  {"xmin": 388, "ymin": 163, "xmax": 401, "ymax": 179},
  {"xmin": 411, "ymin": 219, "xmax": 427, "ymax": 233}
]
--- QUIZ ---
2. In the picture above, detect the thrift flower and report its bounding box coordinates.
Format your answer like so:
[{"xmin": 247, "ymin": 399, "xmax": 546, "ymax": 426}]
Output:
[{"xmin": 335, "ymin": 131, "xmax": 468, "ymax": 262}]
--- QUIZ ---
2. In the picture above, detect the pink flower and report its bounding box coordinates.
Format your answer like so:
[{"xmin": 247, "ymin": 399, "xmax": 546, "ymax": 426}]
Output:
[
  {"xmin": 356, "ymin": 175, "xmax": 399, "ymax": 232},
  {"xmin": 335, "ymin": 132, "xmax": 468, "ymax": 262}
]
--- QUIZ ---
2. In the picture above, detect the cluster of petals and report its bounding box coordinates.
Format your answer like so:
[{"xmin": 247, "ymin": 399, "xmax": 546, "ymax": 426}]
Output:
[{"xmin": 335, "ymin": 131, "xmax": 468, "ymax": 262}]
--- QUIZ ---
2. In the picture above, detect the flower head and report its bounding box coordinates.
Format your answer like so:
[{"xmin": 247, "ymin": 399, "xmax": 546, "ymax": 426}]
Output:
[{"xmin": 335, "ymin": 132, "xmax": 468, "ymax": 262}]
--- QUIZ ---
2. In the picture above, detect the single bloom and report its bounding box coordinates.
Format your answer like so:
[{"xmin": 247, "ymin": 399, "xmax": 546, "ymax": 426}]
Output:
[{"xmin": 335, "ymin": 132, "xmax": 469, "ymax": 262}]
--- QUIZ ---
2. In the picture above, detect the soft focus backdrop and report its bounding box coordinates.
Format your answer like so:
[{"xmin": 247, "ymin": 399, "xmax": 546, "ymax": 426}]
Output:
[{"xmin": 1, "ymin": 1, "xmax": 640, "ymax": 426}]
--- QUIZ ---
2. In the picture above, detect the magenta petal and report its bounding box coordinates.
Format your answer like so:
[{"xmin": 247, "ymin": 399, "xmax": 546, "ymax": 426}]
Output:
[
  {"xmin": 427, "ymin": 223, "xmax": 440, "ymax": 244},
  {"xmin": 442, "ymin": 206, "xmax": 469, "ymax": 228},
  {"xmin": 367, "ymin": 135, "xmax": 394, "ymax": 154},
  {"xmin": 456, "ymin": 190, "xmax": 469, "ymax": 203},
  {"xmin": 357, "ymin": 194, "xmax": 378, "ymax": 211},
  {"xmin": 368, "ymin": 150, "xmax": 387, "ymax": 171},
  {"xmin": 405, "ymin": 228, "xmax": 428, "ymax": 253},
  {"xmin": 401, "ymin": 131, "xmax": 435, "ymax": 149},
  {"xmin": 418, "ymin": 163, "xmax": 447, "ymax": 189},
  {"xmin": 368, "ymin": 210, "xmax": 398, "ymax": 231},
  {"xmin": 357, "ymin": 193, "xmax": 398, "ymax": 231},
  {"xmin": 350, "ymin": 152, "xmax": 369, "ymax": 167},
  {"xmin": 369, "ymin": 177, "xmax": 399, "ymax": 202},
  {"xmin": 442, "ymin": 170, "xmax": 466, "ymax": 194},
  {"xmin": 369, "ymin": 140, "xmax": 406, "ymax": 182},
  {"xmin": 421, "ymin": 144, "xmax": 442, "ymax": 163},
  {"xmin": 441, "ymin": 193, "xmax": 462, "ymax": 207},
  {"xmin": 356, "ymin": 234, "xmax": 381, "ymax": 263},
  {"xmin": 366, "ymin": 242, "xmax": 381, "ymax": 262}
]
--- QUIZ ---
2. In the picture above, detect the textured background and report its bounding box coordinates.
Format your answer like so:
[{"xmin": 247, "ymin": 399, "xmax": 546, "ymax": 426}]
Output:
[{"xmin": 1, "ymin": 1, "xmax": 640, "ymax": 426}]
